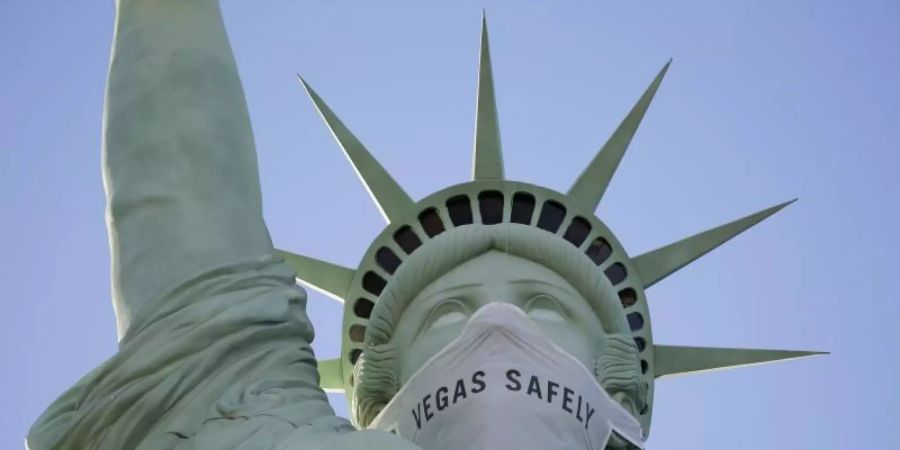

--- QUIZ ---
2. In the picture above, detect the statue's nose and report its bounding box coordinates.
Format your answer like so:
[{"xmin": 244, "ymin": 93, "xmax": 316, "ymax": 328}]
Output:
[{"xmin": 474, "ymin": 301, "xmax": 520, "ymax": 319}]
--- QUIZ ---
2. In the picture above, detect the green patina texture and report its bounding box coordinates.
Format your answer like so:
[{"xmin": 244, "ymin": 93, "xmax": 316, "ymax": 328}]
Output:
[{"xmin": 27, "ymin": 1, "xmax": 823, "ymax": 449}]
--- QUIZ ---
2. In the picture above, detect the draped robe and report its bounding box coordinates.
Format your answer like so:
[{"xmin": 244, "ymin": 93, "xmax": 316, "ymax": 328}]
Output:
[{"xmin": 27, "ymin": 2, "xmax": 417, "ymax": 449}]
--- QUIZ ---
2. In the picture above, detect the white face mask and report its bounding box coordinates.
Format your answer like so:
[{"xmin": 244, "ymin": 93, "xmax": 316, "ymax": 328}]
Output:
[{"xmin": 368, "ymin": 303, "xmax": 644, "ymax": 449}]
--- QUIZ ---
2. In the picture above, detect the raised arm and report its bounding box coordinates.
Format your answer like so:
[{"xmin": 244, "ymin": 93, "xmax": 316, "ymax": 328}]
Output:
[
  {"xmin": 28, "ymin": 2, "xmax": 420, "ymax": 449},
  {"xmin": 104, "ymin": 0, "xmax": 270, "ymax": 338}
]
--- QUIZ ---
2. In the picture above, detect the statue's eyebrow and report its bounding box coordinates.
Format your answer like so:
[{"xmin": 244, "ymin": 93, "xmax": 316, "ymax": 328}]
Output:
[
  {"xmin": 414, "ymin": 283, "xmax": 482, "ymax": 305},
  {"xmin": 508, "ymin": 278, "xmax": 584, "ymax": 313},
  {"xmin": 508, "ymin": 278, "xmax": 579, "ymax": 295},
  {"xmin": 414, "ymin": 298, "xmax": 471, "ymax": 338}
]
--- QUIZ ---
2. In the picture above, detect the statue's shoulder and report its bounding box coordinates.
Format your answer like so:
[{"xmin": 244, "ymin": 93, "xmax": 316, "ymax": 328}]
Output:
[{"xmin": 27, "ymin": 364, "xmax": 103, "ymax": 450}]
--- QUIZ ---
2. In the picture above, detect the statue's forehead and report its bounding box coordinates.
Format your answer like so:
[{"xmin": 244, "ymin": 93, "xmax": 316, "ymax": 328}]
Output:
[{"xmin": 411, "ymin": 250, "xmax": 580, "ymax": 301}]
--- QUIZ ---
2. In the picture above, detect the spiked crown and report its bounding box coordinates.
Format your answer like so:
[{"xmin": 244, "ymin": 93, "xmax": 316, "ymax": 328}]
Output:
[{"xmin": 280, "ymin": 16, "xmax": 824, "ymax": 433}]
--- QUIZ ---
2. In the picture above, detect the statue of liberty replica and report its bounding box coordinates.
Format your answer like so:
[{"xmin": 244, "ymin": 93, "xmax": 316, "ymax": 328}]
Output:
[{"xmin": 27, "ymin": 1, "xmax": 823, "ymax": 449}]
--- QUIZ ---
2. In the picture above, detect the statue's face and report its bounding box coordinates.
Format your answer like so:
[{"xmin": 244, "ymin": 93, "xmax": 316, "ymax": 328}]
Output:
[{"xmin": 392, "ymin": 250, "xmax": 608, "ymax": 382}]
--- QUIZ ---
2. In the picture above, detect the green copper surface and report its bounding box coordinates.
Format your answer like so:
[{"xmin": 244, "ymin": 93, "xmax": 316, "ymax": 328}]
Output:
[
  {"xmin": 279, "ymin": 250, "xmax": 355, "ymax": 302},
  {"xmin": 278, "ymin": 16, "xmax": 824, "ymax": 436},
  {"xmin": 393, "ymin": 250, "xmax": 615, "ymax": 382},
  {"xmin": 27, "ymin": 3, "xmax": 825, "ymax": 449},
  {"xmin": 299, "ymin": 77, "xmax": 415, "ymax": 223},
  {"xmin": 28, "ymin": 1, "xmax": 415, "ymax": 448},
  {"xmin": 654, "ymin": 345, "xmax": 827, "ymax": 378},
  {"xmin": 307, "ymin": 178, "xmax": 659, "ymax": 433},
  {"xmin": 632, "ymin": 199, "xmax": 796, "ymax": 288},
  {"xmin": 318, "ymin": 358, "xmax": 344, "ymax": 391},
  {"xmin": 472, "ymin": 14, "xmax": 504, "ymax": 181},
  {"xmin": 567, "ymin": 60, "xmax": 670, "ymax": 211}
]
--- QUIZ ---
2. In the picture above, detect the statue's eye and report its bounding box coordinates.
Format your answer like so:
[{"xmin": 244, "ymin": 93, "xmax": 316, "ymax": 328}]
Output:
[
  {"xmin": 525, "ymin": 294, "xmax": 568, "ymax": 323},
  {"xmin": 425, "ymin": 300, "xmax": 469, "ymax": 330}
]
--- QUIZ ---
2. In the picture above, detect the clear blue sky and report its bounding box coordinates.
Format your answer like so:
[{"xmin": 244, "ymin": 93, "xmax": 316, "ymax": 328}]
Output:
[{"xmin": 2, "ymin": 1, "xmax": 898, "ymax": 448}]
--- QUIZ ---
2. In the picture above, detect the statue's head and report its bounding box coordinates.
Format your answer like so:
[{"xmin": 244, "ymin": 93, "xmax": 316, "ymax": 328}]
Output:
[
  {"xmin": 281, "ymin": 15, "xmax": 820, "ymax": 446},
  {"xmin": 355, "ymin": 219, "xmax": 650, "ymax": 428}
]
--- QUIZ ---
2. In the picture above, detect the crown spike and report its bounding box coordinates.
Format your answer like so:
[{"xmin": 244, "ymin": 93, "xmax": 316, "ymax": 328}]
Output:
[
  {"xmin": 472, "ymin": 14, "xmax": 504, "ymax": 181},
  {"xmin": 654, "ymin": 345, "xmax": 826, "ymax": 379},
  {"xmin": 567, "ymin": 60, "xmax": 671, "ymax": 211},
  {"xmin": 633, "ymin": 199, "xmax": 795, "ymax": 288},
  {"xmin": 278, "ymin": 250, "xmax": 354, "ymax": 302},
  {"xmin": 298, "ymin": 77, "xmax": 415, "ymax": 223},
  {"xmin": 317, "ymin": 358, "xmax": 345, "ymax": 392}
]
